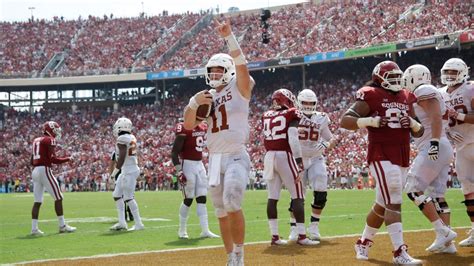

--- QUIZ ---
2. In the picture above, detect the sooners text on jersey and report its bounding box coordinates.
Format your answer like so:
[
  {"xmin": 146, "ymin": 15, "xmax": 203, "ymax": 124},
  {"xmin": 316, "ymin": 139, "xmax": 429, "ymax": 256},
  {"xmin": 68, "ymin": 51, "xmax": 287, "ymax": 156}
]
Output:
[{"xmin": 176, "ymin": 122, "xmax": 207, "ymax": 160}]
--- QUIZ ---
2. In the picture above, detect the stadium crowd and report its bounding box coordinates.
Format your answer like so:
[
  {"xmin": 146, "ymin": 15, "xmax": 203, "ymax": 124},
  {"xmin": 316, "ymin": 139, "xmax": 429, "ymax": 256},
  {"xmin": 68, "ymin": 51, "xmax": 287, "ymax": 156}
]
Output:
[{"xmin": 0, "ymin": 0, "xmax": 471, "ymax": 77}]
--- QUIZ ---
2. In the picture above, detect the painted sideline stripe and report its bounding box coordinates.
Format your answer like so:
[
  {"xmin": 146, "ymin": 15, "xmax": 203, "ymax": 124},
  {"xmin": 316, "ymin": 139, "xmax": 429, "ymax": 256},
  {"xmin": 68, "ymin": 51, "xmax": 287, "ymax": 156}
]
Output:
[{"xmin": 16, "ymin": 226, "xmax": 470, "ymax": 265}]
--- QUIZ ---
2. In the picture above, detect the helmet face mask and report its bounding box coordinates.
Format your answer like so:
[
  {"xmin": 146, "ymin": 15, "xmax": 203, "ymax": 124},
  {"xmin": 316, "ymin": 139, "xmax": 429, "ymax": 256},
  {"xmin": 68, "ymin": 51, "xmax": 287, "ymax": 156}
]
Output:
[
  {"xmin": 441, "ymin": 58, "xmax": 470, "ymax": 87},
  {"xmin": 271, "ymin": 89, "xmax": 296, "ymax": 110},
  {"xmin": 372, "ymin": 61, "xmax": 403, "ymax": 92},
  {"xmin": 113, "ymin": 117, "xmax": 133, "ymax": 137},
  {"xmin": 205, "ymin": 53, "xmax": 236, "ymax": 88},
  {"xmin": 402, "ymin": 64, "xmax": 431, "ymax": 92},
  {"xmin": 43, "ymin": 121, "xmax": 62, "ymax": 140},
  {"xmin": 297, "ymin": 89, "xmax": 318, "ymax": 115}
]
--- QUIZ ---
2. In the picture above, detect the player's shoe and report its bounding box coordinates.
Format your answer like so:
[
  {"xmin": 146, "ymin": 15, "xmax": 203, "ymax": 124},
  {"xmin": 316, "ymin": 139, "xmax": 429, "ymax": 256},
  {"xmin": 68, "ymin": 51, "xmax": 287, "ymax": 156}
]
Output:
[
  {"xmin": 288, "ymin": 226, "xmax": 298, "ymax": 241},
  {"xmin": 31, "ymin": 229, "xmax": 44, "ymax": 236},
  {"xmin": 128, "ymin": 223, "xmax": 144, "ymax": 231},
  {"xmin": 200, "ymin": 230, "xmax": 219, "ymax": 238},
  {"xmin": 234, "ymin": 251, "xmax": 244, "ymax": 266},
  {"xmin": 59, "ymin": 224, "xmax": 76, "ymax": 233},
  {"xmin": 308, "ymin": 222, "xmax": 321, "ymax": 241},
  {"xmin": 226, "ymin": 253, "xmax": 235, "ymax": 266},
  {"xmin": 296, "ymin": 235, "xmax": 319, "ymax": 245},
  {"xmin": 271, "ymin": 235, "xmax": 288, "ymax": 246},
  {"xmin": 426, "ymin": 228, "xmax": 457, "ymax": 252},
  {"xmin": 110, "ymin": 223, "xmax": 127, "ymax": 231},
  {"xmin": 355, "ymin": 238, "xmax": 373, "ymax": 260},
  {"xmin": 393, "ymin": 245, "xmax": 422, "ymax": 265},
  {"xmin": 178, "ymin": 228, "xmax": 189, "ymax": 239},
  {"xmin": 459, "ymin": 229, "xmax": 474, "ymax": 247},
  {"xmin": 440, "ymin": 242, "xmax": 457, "ymax": 254}
]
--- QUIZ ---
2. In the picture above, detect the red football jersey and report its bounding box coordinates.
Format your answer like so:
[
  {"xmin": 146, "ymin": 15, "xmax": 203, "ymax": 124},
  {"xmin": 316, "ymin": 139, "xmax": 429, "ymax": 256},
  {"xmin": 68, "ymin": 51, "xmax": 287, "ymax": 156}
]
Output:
[
  {"xmin": 175, "ymin": 122, "xmax": 207, "ymax": 160},
  {"xmin": 32, "ymin": 136, "xmax": 70, "ymax": 167},
  {"xmin": 356, "ymin": 86, "xmax": 417, "ymax": 167},
  {"xmin": 263, "ymin": 107, "xmax": 301, "ymax": 152}
]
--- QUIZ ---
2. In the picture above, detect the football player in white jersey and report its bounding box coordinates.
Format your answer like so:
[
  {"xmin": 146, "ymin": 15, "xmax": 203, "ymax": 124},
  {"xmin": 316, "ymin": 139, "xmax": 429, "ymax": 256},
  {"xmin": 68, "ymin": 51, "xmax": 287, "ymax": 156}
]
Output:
[
  {"xmin": 402, "ymin": 64, "xmax": 457, "ymax": 253},
  {"xmin": 439, "ymin": 58, "xmax": 474, "ymax": 247},
  {"xmin": 287, "ymin": 89, "xmax": 334, "ymax": 242},
  {"xmin": 183, "ymin": 18, "xmax": 255, "ymax": 266},
  {"xmin": 109, "ymin": 117, "xmax": 144, "ymax": 231}
]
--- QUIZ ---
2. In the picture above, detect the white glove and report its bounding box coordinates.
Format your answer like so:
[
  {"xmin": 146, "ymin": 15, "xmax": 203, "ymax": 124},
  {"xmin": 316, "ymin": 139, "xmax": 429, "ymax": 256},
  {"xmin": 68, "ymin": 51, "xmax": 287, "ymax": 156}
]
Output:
[
  {"xmin": 446, "ymin": 130, "xmax": 464, "ymax": 144},
  {"xmin": 316, "ymin": 140, "xmax": 329, "ymax": 152}
]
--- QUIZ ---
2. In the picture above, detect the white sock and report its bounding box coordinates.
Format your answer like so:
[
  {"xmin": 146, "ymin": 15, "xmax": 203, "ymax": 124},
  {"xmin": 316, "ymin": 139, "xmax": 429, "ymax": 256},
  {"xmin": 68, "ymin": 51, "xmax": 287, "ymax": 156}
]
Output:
[
  {"xmin": 361, "ymin": 224, "xmax": 379, "ymax": 241},
  {"xmin": 233, "ymin": 243, "xmax": 244, "ymax": 255},
  {"xmin": 179, "ymin": 203, "xmax": 190, "ymax": 230},
  {"xmin": 432, "ymin": 218, "xmax": 445, "ymax": 232},
  {"xmin": 387, "ymin": 222, "xmax": 404, "ymax": 250},
  {"xmin": 58, "ymin": 215, "xmax": 65, "ymax": 227},
  {"xmin": 290, "ymin": 217, "xmax": 296, "ymax": 224},
  {"xmin": 32, "ymin": 219, "xmax": 38, "ymax": 231},
  {"xmin": 268, "ymin": 219, "xmax": 279, "ymax": 236},
  {"xmin": 115, "ymin": 198, "xmax": 126, "ymax": 225},
  {"xmin": 296, "ymin": 223, "xmax": 306, "ymax": 236},
  {"xmin": 196, "ymin": 203, "xmax": 209, "ymax": 232},
  {"xmin": 127, "ymin": 199, "xmax": 142, "ymax": 226}
]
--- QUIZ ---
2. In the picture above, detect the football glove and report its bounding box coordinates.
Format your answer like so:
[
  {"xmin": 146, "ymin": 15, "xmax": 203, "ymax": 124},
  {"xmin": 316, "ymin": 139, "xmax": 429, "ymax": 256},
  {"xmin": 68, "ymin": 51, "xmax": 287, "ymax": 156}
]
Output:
[{"xmin": 428, "ymin": 139, "xmax": 440, "ymax": 161}]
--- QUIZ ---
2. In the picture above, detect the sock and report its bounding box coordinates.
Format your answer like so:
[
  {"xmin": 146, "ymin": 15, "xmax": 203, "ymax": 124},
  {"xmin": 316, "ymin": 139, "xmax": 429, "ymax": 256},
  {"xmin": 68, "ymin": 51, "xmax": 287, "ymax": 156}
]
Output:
[
  {"xmin": 179, "ymin": 203, "xmax": 190, "ymax": 230},
  {"xmin": 268, "ymin": 219, "xmax": 279, "ymax": 236},
  {"xmin": 387, "ymin": 222, "xmax": 404, "ymax": 250},
  {"xmin": 58, "ymin": 215, "xmax": 65, "ymax": 227},
  {"xmin": 296, "ymin": 223, "xmax": 306, "ymax": 236},
  {"xmin": 233, "ymin": 243, "xmax": 244, "ymax": 255},
  {"xmin": 127, "ymin": 199, "xmax": 142, "ymax": 226},
  {"xmin": 115, "ymin": 198, "xmax": 126, "ymax": 225},
  {"xmin": 32, "ymin": 219, "xmax": 38, "ymax": 231},
  {"xmin": 361, "ymin": 224, "xmax": 379, "ymax": 241},
  {"xmin": 432, "ymin": 218, "xmax": 445, "ymax": 232},
  {"xmin": 196, "ymin": 203, "xmax": 209, "ymax": 232},
  {"xmin": 311, "ymin": 213, "xmax": 320, "ymax": 223},
  {"xmin": 290, "ymin": 217, "xmax": 296, "ymax": 227}
]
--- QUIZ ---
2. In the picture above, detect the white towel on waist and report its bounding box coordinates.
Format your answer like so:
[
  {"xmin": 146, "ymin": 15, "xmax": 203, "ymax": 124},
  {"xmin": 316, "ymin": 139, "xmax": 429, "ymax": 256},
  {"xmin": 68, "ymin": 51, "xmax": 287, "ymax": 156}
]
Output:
[
  {"xmin": 263, "ymin": 152, "xmax": 275, "ymax": 180},
  {"xmin": 208, "ymin": 153, "xmax": 222, "ymax": 187}
]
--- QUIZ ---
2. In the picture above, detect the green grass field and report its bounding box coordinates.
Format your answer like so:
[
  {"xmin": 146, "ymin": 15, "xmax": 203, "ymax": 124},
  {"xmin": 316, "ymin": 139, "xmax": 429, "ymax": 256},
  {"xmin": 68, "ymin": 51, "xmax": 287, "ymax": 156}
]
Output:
[{"xmin": 0, "ymin": 189, "xmax": 469, "ymax": 264}]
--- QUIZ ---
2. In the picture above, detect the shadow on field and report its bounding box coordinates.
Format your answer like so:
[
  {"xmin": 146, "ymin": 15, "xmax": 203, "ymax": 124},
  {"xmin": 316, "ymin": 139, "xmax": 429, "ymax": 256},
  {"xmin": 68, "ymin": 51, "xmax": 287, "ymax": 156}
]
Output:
[{"xmin": 164, "ymin": 238, "xmax": 205, "ymax": 246}]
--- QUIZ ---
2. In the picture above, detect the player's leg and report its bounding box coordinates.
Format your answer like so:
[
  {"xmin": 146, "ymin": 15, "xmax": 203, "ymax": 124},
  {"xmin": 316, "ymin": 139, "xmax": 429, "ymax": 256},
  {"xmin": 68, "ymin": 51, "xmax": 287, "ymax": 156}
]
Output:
[
  {"xmin": 31, "ymin": 167, "xmax": 44, "ymax": 236},
  {"xmin": 179, "ymin": 162, "xmax": 195, "ymax": 238},
  {"xmin": 308, "ymin": 157, "xmax": 328, "ymax": 241},
  {"xmin": 111, "ymin": 173, "xmax": 127, "ymax": 230},
  {"xmin": 457, "ymin": 144, "xmax": 474, "ymax": 247},
  {"xmin": 209, "ymin": 177, "xmax": 233, "ymax": 255},
  {"xmin": 195, "ymin": 163, "xmax": 218, "ymax": 238},
  {"xmin": 266, "ymin": 158, "xmax": 286, "ymax": 245},
  {"xmin": 123, "ymin": 170, "xmax": 143, "ymax": 231}
]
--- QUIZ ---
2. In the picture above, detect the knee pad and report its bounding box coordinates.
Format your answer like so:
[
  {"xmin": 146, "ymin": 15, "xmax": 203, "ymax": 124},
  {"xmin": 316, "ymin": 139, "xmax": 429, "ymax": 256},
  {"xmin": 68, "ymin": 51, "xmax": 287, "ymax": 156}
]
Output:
[
  {"xmin": 183, "ymin": 198, "xmax": 193, "ymax": 207},
  {"xmin": 215, "ymin": 208, "xmax": 227, "ymax": 218},
  {"xmin": 434, "ymin": 198, "xmax": 450, "ymax": 214},
  {"xmin": 311, "ymin": 191, "xmax": 327, "ymax": 210},
  {"xmin": 195, "ymin": 196, "xmax": 206, "ymax": 204},
  {"xmin": 407, "ymin": 192, "xmax": 432, "ymax": 211}
]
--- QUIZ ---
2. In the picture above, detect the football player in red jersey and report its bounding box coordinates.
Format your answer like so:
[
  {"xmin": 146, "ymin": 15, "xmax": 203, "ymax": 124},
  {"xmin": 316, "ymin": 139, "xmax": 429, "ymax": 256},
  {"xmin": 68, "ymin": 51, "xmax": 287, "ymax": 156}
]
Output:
[
  {"xmin": 262, "ymin": 89, "xmax": 319, "ymax": 246},
  {"xmin": 171, "ymin": 119, "xmax": 219, "ymax": 239},
  {"xmin": 340, "ymin": 61, "xmax": 423, "ymax": 264},
  {"xmin": 30, "ymin": 121, "xmax": 76, "ymax": 236}
]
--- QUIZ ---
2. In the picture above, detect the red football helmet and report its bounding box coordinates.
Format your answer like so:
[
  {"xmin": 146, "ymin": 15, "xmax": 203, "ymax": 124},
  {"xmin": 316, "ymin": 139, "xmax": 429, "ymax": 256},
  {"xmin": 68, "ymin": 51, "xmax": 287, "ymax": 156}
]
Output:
[
  {"xmin": 372, "ymin": 61, "xmax": 403, "ymax": 92},
  {"xmin": 43, "ymin": 121, "xmax": 62, "ymax": 140},
  {"xmin": 271, "ymin": 89, "xmax": 296, "ymax": 110}
]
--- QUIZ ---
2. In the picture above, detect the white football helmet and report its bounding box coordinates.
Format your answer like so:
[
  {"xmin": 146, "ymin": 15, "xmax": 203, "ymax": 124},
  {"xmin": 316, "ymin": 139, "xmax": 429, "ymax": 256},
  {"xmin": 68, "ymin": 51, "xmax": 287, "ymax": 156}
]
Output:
[
  {"xmin": 113, "ymin": 117, "xmax": 132, "ymax": 137},
  {"xmin": 205, "ymin": 53, "xmax": 236, "ymax": 88},
  {"xmin": 402, "ymin": 64, "xmax": 431, "ymax": 92},
  {"xmin": 441, "ymin": 58, "xmax": 470, "ymax": 86},
  {"xmin": 297, "ymin": 89, "xmax": 318, "ymax": 115}
]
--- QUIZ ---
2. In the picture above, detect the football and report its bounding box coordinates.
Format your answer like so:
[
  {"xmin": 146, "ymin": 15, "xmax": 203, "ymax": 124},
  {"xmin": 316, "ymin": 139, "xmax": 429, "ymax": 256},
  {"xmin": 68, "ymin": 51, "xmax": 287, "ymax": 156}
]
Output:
[{"xmin": 196, "ymin": 103, "xmax": 212, "ymax": 120}]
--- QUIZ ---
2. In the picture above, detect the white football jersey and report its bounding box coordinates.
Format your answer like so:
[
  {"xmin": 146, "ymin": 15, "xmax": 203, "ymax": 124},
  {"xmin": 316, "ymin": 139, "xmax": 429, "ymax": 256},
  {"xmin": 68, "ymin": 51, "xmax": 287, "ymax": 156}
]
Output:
[
  {"xmin": 206, "ymin": 78, "xmax": 252, "ymax": 153},
  {"xmin": 116, "ymin": 134, "xmax": 139, "ymax": 170},
  {"xmin": 412, "ymin": 84, "xmax": 448, "ymax": 147},
  {"xmin": 440, "ymin": 81, "xmax": 474, "ymax": 148},
  {"xmin": 299, "ymin": 112, "xmax": 333, "ymax": 158}
]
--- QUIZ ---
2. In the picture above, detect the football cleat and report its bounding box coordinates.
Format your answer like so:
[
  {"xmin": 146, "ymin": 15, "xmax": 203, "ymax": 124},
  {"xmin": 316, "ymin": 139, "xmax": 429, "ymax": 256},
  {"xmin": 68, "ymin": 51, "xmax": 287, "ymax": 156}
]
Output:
[
  {"xmin": 296, "ymin": 235, "xmax": 319, "ymax": 246},
  {"xmin": 393, "ymin": 245, "xmax": 422, "ymax": 265},
  {"xmin": 355, "ymin": 238, "xmax": 373, "ymax": 260},
  {"xmin": 178, "ymin": 228, "xmax": 189, "ymax": 239},
  {"xmin": 459, "ymin": 229, "xmax": 474, "ymax": 247},
  {"xmin": 440, "ymin": 242, "xmax": 457, "ymax": 254},
  {"xmin": 110, "ymin": 223, "xmax": 127, "ymax": 231},
  {"xmin": 308, "ymin": 222, "xmax": 321, "ymax": 241},
  {"xmin": 59, "ymin": 224, "xmax": 76, "ymax": 233},
  {"xmin": 200, "ymin": 230, "xmax": 219, "ymax": 238},
  {"xmin": 31, "ymin": 229, "xmax": 44, "ymax": 236},
  {"xmin": 426, "ymin": 228, "xmax": 457, "ymax": 252},
  {"xmin": 128, "ymin": 223, "xmax": 144, "ymax": 231},
  {"xmin": 234, "ymin": 251, "xmax": 244, "ymax": 266},
  {"xmin": 226, "ymin": 253, "xmax": 235, "ymax": 266},
  {"xmin": 288, "ymin": 226, "xmax": 298, "ymax": 241},
  {"xmin": 271, "ymin": 235, "xmax": 288, "ymax": 246}
]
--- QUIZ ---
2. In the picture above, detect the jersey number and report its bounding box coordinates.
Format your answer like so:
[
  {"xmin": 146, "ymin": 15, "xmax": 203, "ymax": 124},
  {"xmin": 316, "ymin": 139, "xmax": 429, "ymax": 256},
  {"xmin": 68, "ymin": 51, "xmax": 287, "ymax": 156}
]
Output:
[
  {"xmin": 32, "ymin": 140, "xmax": 41, "ymax": 160},
  {"xmin": 385, "ymin": 108, "xmax": 408, "ymax": 128},
  {"xmin": 195, "ymin": 136, "xmax": 205, "ymax": 152},
  {"xmin": 128, "ymin": 140, "xmax": 137, "ymax": 156},
  {"xmin": 448, "ymin": 104, "xmax": 468, "ymax": 127},
  {"xmin": 211, "ymin": 105, "xmax": 229, "ymax": 133},
  {"xmin": 263, "ymin": 116, "xmax": 287, "ymax": 140},
  {"xmin": 298, "ymin": 125, "xmax": 319, "ymax": 141}
]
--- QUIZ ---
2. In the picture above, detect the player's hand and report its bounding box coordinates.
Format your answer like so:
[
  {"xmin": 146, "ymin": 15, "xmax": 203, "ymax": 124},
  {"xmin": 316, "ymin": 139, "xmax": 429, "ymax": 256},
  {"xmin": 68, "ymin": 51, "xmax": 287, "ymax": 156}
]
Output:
[
  {"xmin": 316, "ymin": 140, "xmax": 329, "ymax": 152},
  {"xmin": 447, "ymin": 108, "xmax": 458, "ymax": 119},
  {"xmin": 428, "ymin": 139, "xmax": 440, "ymax": 161},
  {"xmin": 446, "ymin": 130, "xmax": 464, "ymax": 144},
  {"xmin": 194, "ymin": 90, "xmax": 213, "ymax": 106},
  {"xmin": 379, "ymin": 116, "xmax": 389, "ymax": 127},
  {"xmin": 215, "ymin": 18, "xmax": 232, "ymax": 38},
  {"xmin": 399, "ymin": 116, "xmax": 411, "ymax": 129},
  {"xmin": 178, "ymin": 171, "xmax": 187, "ymax": 186},
  {"xmin": 110, "ymin": 168, "xmax": 120, "ymax": 180}
]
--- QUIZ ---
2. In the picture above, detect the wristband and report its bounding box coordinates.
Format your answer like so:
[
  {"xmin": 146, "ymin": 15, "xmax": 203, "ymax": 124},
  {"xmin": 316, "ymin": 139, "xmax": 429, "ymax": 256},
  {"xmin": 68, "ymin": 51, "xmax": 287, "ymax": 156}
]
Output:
[
  {"xmin": 224, "ymin": 33, "xmax": 241, "ymax": 51},
  {"xmin": 233, "ymin": 54, "xmax": 247, "ymax": 65},
  {"xmin": 188, "ymin": 96, "xmax": 199, "ymax": 110},
  {"xmin": 356, "ymin": 117, "xmax": 379, "ymax": 128},
  {"xmin": 456, "ymin": 113, "xmax": 466, "ymax": 121},
  {"xmin": 409, "ymin": 117, "xmax": 422, "ymax": 132}
]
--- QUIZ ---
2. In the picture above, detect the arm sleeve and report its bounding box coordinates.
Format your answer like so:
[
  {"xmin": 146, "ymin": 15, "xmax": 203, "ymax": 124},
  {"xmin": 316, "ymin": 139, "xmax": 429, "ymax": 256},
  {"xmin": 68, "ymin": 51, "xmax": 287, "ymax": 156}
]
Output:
[{"xmin": 288, "ymin": 126, "xmax": 302, "ymax": 158}]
